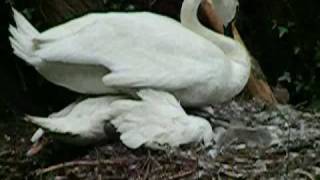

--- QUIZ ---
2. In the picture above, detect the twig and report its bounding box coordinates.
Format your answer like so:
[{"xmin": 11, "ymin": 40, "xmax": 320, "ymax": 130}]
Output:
[
  {"xmin": 35, "ymin": 159, "xmax": 125, "ymax": 176},
  {"xmin": 148, "ymin": 0, "xmax": 158, "ymax": 8},
  {"xmin": 168, "ymin": 168, "xmax": 196, "ymax": 180},
  {"xmin": 273, "ymin": 106, "xmax": 291, "ymax": 179},
  {"xmin": 292, "ymin": 169, "xmax": 315, "ymax": 180},
  {"xmin": 188, "ymin": 109, "xmax": 231, "ymax": 128},
  {"xmin": 0, "ymin": 159, "xmax": 31, "ymax": 165},
  {"xmin": 142, "ymin": 151, "xmax": 151, "ymax": 180},
  {"xmin": 142, "ymin": 158, "xmax": 151, "ymax": 180},
  {"xmin": 0, "ymin": 150, "xmax": 12, "ymax": 157},
  {"xmin": 149, "ymin": 154, "xmax": 161, "ymax": 168},
  {"xmin": 101, "ymin": 175, "xmax": 127, "ymax": 179}
]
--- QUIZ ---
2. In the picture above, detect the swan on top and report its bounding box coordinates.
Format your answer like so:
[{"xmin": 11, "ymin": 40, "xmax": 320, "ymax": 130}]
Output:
[
  {"xmin": 25, "ymin": 89, "xmax": 213, "ymax": 148},
  {"xmin": 9, "ymin": 0, "xmax": 250, "ymax": 107}
]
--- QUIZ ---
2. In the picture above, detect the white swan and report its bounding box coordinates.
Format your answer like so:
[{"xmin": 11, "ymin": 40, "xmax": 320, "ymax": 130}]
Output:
[
  {"xmin": 110, "ymin": 89, "xmax": 213, "ymax": 149},
  {"xmin": 9, "ymin": 0, "xmax": 250, "ymax": 107},
  {"xmin": 25, "ymin": 89, "xmax": 213, "ymax": 148}
]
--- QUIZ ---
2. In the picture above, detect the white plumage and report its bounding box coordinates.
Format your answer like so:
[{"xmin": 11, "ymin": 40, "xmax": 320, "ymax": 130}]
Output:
[
  {"xmin": 9, "ymin": 0, "xmax": 250, "ymax": 107},
  {"xmin": 25, "ymin": 96, "xmax": 123, "ymax": 145},
  {"xmin": 110, "ymin": 89, "xmax": 214, "ymax": 149},
  {"xmin": 25, "ymin": 89, "xmax": 213, "ymax": 148}
]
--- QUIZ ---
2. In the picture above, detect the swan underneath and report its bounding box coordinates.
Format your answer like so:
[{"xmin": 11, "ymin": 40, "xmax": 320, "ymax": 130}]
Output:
[
  {"xmin": 9, "ymin": 0, "xmax": 250, "ymax": 107},
  {"xmin": 25, "ymin": 89, "xmax": 213, "ymax": 148}
]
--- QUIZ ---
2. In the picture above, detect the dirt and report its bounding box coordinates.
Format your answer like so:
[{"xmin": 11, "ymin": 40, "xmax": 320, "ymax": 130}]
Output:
[{"xmin": 0, "ymin": 100, "xmax": 320, "ymax": 180}]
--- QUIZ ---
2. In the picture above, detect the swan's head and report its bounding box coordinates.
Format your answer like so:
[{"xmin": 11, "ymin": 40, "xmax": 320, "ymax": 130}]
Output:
[
  {"xmin": 212, "ymin": 0, "xmax": 239, "ymax": 26},
  {"xmin": 189, "ymin": 115, "xmax": 214, "ymax": 146},
  {"xmin": 202, "ymin": 124, "xmax": 214, "ymax": 146}
]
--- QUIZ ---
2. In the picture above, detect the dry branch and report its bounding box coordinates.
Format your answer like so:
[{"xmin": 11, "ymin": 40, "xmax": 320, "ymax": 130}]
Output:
[{"xmin": 35, "ymin": 159, "xmax": 125, "ymax": 176}]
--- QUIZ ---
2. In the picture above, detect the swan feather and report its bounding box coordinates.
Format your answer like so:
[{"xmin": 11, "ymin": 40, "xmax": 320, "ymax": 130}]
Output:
[{"xmin": 110, "ymin": 89, "xmax": 214, "ymax": 149}]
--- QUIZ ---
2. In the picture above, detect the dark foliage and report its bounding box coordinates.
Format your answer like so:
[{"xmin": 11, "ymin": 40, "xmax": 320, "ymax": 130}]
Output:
[{"xmin": 237, "ymin": 0, "xmax": 320, "ymax": 106}]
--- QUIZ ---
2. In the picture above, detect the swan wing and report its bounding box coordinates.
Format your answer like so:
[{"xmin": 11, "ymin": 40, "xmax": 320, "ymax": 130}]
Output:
[
  {"xmin": 35, "ymin": 13, "xmax": 103, "ymax": 42},
  {"xmin": 24, "ymin": 96, "xmax": 122, "ymax": 138},
  {"xmin": 33, "ymin": 12, "xmax": 223, "ymax": 90},
  {"xmin": 110, "ymin": 89, "xmax": 213, "ymax": 149}
]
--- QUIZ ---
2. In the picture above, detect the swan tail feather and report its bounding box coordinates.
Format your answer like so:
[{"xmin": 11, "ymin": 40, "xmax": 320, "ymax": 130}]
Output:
[
  {"xmin": 30, "ymin": 128, "xmax": 45, "ymax": 143},
  {"xmin": 24, "ymin": 115, "xmax": 66, "ymax": 134},
  {"xmin": 9, "ymin": 8, "xmax": 42, "ymax": 65}
]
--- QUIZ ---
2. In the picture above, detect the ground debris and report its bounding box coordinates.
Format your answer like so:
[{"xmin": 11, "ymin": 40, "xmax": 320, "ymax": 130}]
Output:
[{"xmin": 1, "ymin": 99, "xmax": 320, "ymax": 179}]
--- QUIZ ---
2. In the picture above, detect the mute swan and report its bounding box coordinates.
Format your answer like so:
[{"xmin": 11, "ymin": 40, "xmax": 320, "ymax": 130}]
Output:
[
  {"xmin": 9, "ymin": 0, "xmax": 250, "ymax": 106},
  {"xmin": 25, "ymin": 89, "xmax": 213, "ymax": 148},
  {"xmin": 110, "ymin": 89, "xmax": 213, "ymax": 149}
]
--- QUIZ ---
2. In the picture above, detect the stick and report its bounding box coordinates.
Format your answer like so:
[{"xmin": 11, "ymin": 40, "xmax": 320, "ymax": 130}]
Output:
[
  {"xmin": 35, "ymin": 159, "xmax": 125, "ymax": 176},
  {"xmin": 168, "ymin": 168, "xmax": 196, "ymax": 180},
  {"xmin": 0, "ymin": 150, "xmax": 11, "ymax": 157}
]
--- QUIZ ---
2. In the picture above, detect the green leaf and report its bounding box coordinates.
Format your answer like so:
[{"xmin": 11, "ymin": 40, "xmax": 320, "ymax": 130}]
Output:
[{"xmin": 278, "ymin": 26, "xmax": 289, "ymax": 38}]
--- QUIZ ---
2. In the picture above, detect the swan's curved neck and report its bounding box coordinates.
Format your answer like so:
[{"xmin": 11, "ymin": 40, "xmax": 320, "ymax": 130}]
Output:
[
  {"xmin": 180, "ymin": 0, "xmax": 248, "ymax": 66},
  {"xmin": 180, "ymin": 0, "xmax": 251, "ymax": 101}
]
